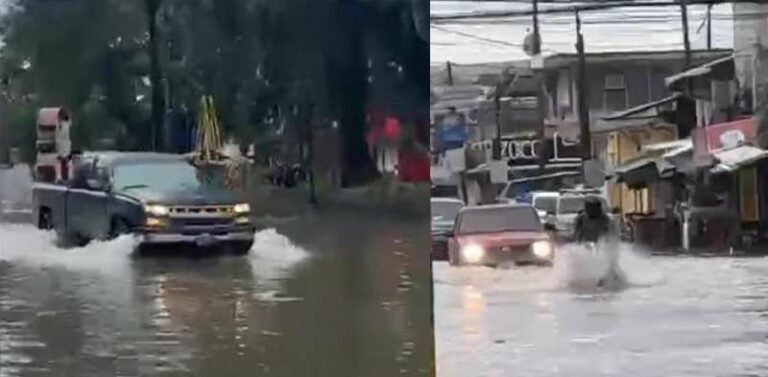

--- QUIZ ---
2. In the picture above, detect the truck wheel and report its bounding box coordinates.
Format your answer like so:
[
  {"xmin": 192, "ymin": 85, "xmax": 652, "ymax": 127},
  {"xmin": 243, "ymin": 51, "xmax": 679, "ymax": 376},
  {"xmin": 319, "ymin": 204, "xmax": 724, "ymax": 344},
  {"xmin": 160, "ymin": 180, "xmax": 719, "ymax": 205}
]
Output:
[
  {"xmin": 110, "ymin": 218, "xmax": 131, "ymax": 239},
  {"xmin": 38, "ymin": 209, "xmax": 53, "ymax": 230}
]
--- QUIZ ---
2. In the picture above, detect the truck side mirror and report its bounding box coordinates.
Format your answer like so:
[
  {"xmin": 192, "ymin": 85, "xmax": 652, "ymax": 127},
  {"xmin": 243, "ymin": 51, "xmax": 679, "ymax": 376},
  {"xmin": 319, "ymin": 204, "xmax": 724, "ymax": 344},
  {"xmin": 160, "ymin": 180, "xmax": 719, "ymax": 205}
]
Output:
[{"xmin": 544, "ymin": 223, "xmax": 556, "ymax": 231}]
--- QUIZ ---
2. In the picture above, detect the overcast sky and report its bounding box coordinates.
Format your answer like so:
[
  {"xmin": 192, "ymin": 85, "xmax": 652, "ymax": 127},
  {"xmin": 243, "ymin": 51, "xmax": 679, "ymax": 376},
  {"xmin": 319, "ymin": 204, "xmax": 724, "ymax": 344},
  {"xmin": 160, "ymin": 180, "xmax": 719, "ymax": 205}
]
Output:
[{"xmin": 431, "ymin": 1, "xmax": 734, "ymax": 64}]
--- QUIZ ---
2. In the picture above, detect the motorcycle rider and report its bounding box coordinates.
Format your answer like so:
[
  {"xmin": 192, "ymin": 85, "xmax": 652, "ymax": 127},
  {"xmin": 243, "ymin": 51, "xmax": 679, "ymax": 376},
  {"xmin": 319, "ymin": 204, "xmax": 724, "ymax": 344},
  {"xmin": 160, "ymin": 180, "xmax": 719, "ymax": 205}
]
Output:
[
  {"xmin": 573, "ymin": 195, "xmax": 624, "ymax": 288},
  {"xmin": 573, "ymin": 195, "xmax": 614, "ymax": 243}
]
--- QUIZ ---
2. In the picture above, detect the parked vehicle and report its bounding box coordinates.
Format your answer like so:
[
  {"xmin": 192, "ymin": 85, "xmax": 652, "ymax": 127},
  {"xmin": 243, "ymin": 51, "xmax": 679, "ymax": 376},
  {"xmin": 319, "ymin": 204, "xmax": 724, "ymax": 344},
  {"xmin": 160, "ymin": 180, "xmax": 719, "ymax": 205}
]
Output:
[
  {"xmin": 431, "ymin": 197, "xmax": 464, "ymax": 260},
  {"xmin": 531, "ymin": 191, "xmax": 559, "ymax": 225},
  {"xmin": 447, "ymin": 204, "xmax": 555, "ymax": 267},
  {"xmin": 32, "ymin": 152, "xmax": 256, "ymax": 254}
]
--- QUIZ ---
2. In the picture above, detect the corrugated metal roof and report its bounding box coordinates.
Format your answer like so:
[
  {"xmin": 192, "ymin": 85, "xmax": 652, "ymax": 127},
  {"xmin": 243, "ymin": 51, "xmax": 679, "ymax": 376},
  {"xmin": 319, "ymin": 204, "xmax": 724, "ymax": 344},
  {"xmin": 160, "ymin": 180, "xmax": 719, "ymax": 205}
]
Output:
[{"xmin": 430, "ymin": 1, "xmax": 734, "ymax": 64}]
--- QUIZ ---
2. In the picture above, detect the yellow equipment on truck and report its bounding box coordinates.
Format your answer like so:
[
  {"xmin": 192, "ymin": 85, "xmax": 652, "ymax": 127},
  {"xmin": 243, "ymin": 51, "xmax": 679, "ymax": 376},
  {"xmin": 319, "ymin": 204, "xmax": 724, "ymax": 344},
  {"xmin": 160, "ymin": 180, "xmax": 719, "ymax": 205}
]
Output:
[{"xmin": 189, "ymin": 96, "xmax": 248, "ymax": 190}]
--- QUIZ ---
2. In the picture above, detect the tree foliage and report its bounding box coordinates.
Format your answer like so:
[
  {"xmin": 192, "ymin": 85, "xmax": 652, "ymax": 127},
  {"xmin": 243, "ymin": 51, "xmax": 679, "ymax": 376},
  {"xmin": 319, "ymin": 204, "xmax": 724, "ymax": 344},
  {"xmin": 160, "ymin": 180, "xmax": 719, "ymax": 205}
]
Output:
[{"xmin": 0, "ymin": 0, "xmax": 428, "ymax": 186}]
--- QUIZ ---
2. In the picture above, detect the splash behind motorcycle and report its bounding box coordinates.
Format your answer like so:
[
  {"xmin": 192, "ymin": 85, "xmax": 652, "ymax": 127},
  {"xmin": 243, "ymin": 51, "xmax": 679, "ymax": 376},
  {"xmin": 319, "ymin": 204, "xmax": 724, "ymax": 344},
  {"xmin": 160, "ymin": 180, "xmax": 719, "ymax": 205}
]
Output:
[{"xmin": 585, "ymin": 241, "xmax": 627, "ymax": 289}]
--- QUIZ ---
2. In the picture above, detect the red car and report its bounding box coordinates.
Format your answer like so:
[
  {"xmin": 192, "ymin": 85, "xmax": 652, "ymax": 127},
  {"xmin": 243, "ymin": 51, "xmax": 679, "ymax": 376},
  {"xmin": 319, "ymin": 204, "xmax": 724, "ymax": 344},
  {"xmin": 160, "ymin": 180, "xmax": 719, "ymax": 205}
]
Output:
[{"xmin": 447, "ymin": 204, "xmax": 555, "ymax": 267}]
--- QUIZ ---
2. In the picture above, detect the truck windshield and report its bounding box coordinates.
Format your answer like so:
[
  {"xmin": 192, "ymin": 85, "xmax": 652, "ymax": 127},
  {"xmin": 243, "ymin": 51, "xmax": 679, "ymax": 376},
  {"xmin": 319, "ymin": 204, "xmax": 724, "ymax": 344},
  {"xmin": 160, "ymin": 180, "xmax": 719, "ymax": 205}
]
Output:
[
  {"xmin": 457, "ymin": 206, "xmax": 542, "ymax": 234},
  {"xmin": 113, "ymin": 161, "xmax": 225, "ymax": 192}
]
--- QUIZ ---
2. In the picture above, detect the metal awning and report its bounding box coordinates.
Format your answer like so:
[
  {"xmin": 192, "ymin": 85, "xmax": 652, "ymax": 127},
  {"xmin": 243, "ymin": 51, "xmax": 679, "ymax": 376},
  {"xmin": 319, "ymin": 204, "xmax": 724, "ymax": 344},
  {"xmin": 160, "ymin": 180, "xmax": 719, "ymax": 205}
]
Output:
[
  {"xmin": 711, "ymin": 145, "xmax": 768, "ymax": 173},
  {"xmin": 612, "ymin": 153, "xmax": 679, "ymax": 188},
  {"xmin": 509, "ymin": 171, "xmax": 580, "ymax": 184},
  {"xmin": 665, "ymin": 53, "xmax": 735, "ymax": 90},
  {"xmin": 595, "ymin": 94, "xmax": 680, "ymax": 133},
  {"xmin": 642, "ymin": 138, "xmax": 692, "ymax": 153}
]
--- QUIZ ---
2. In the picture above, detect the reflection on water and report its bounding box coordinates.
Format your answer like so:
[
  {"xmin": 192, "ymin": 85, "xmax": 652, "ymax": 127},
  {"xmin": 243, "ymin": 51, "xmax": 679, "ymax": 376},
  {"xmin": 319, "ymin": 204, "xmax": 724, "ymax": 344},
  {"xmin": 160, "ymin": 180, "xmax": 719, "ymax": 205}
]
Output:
[
  {"xmin": 435, "ymin": 250, "xmax": 768, "ymax": 377},
  {"xmin": 0, "ymin": 213, "xmax": 430, "ymax": 377}
]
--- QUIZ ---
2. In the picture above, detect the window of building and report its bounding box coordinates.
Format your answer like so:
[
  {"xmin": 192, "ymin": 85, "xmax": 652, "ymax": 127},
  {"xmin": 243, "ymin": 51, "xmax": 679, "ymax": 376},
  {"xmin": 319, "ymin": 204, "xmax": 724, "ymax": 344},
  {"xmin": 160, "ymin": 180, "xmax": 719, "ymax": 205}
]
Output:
[
  {"xmin": 631, "ymin": 187, "xmax": 653, "ymax": 214},
  {"xmin": 604, "ymin": 73, "xmax": 628, "ymax": 111}
]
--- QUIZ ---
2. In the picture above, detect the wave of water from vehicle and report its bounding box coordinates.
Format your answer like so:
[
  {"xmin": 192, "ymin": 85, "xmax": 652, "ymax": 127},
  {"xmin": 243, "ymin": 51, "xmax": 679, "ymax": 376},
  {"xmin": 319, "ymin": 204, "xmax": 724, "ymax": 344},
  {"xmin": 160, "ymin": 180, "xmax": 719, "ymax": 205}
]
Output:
[
  {"xmin": 0, "ymin": 225, "xmax": 309, "ymax": 282},
  {"xmin": 553, "ymin": 242, "xmax": 664, "ymax": 291}
]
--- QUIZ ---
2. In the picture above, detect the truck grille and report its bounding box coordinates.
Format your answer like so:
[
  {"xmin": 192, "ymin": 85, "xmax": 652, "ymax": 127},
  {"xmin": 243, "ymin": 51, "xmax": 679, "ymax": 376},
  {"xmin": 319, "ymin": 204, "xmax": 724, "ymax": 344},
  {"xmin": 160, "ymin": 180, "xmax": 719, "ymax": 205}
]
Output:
[
  {"xmin": 170, "ymin": 205, "xmax": 234, "ymax": 214},
  {"xmin": 487, "ymin": 245, "xmax": 529, "ymax": 254}
]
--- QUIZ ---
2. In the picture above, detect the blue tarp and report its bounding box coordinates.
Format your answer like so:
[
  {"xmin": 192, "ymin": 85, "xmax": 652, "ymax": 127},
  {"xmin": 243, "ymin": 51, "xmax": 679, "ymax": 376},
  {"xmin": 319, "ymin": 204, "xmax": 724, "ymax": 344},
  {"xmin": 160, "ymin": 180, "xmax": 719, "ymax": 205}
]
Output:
[{"xmin": 436, "ymin": 125, "xmax": 467, "ymax": 151}]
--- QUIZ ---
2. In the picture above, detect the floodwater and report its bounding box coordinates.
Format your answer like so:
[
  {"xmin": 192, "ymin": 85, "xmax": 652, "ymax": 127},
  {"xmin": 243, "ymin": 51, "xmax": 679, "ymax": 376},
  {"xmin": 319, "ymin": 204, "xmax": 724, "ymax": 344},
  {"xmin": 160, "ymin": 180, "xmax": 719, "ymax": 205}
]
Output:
[
  {"xmin": 434, "ymin": 243, "xmax": 768, "ymax": 377},
  {"xmin": 0, "ymin": 166, "xmax": 431, "ymax": 377}
]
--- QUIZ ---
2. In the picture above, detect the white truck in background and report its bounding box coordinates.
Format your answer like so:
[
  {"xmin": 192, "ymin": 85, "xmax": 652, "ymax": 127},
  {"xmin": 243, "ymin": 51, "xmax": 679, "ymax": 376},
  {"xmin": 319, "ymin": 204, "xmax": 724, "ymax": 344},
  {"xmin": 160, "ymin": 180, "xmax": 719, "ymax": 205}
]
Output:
[{"xmin": 34, "ymin": 107, "xmax": 73, "ymax": 183}]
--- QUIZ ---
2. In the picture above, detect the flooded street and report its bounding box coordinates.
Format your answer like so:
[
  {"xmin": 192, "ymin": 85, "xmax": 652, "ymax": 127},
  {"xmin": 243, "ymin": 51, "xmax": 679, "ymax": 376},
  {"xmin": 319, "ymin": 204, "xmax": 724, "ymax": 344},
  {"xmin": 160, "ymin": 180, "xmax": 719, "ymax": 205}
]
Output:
[
  {"xmin": 434, "ymin": 245, "xmax": 768, "ymax": 377},
  {"xmin": 0, "ymin": 212, "xmax": 431, "ymax": 377}
]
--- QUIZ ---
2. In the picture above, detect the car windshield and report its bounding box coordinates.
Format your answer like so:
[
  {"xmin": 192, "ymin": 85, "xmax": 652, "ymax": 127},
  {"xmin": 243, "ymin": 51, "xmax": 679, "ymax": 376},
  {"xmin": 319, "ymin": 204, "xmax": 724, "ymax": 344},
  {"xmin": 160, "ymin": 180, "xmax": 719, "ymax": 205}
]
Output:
[
  {"xmin": 457, "ymin": 206, "xmax": 542, "ymax": 234},
  {"xmin": 557, "ymin": 196, "xmax": 585, "ymax": 214},
  {"xmin": 558, "ymin": 196, "xmax": 607, "ymax": 214},
  {"xmin": 113, "ymin": 161, "xmax": 226, "ymax": 192},
  {"xmin": 533, "ymin": 195, "xmax": 557, "ymax": 214},
  {"xmin": 432, "ymin": 201, "xmax": 462, "ymax": 222}
]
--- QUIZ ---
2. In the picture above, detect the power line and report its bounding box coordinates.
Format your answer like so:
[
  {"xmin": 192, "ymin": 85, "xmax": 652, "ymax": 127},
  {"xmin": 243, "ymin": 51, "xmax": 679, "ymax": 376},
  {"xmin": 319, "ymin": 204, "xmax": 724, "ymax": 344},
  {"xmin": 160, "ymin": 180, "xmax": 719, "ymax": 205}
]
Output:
[
  {"xmin": 432, "ymin": 7, "xmax": 768, "ymax": 26},
  {"xmin": 431, "ymin": 0, "xmax": 764, "ymax": 21}
]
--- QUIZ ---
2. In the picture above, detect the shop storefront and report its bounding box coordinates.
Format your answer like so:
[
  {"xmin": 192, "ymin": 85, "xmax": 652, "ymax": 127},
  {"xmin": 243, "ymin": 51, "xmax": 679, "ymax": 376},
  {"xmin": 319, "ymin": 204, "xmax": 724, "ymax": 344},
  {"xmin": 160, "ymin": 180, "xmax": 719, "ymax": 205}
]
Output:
[{"xmin": 692, "ymin": 117, "xmax": 768, "ymax": 249}]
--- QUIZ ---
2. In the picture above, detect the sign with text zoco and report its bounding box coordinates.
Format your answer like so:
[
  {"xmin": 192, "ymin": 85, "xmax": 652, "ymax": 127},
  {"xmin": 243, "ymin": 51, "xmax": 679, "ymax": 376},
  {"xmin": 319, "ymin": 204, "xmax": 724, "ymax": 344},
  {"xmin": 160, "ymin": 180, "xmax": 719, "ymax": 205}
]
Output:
[{"xmin": 501, "ymin": 134, "xmax": 581, "ymax": 166}]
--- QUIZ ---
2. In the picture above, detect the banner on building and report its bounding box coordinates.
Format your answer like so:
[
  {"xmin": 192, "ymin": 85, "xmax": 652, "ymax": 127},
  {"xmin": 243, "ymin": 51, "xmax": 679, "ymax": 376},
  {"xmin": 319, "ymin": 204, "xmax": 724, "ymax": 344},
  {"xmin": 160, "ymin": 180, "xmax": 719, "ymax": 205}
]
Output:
[{"xmin": 693, "ymin": 117, "xmax": 756, "ymax": 159}]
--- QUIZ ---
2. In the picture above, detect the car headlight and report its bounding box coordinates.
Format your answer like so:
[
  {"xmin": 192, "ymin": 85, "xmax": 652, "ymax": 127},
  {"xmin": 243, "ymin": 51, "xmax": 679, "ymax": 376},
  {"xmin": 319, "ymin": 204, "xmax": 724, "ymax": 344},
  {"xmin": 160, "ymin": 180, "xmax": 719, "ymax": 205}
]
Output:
[
  {"xmin": 144, "ymin": 204, "xmax": 170, "ymax": 217},
  {"xmin": 531, "ymin": 240, "xmax": 554, "ymax": 259},
  {"xmin": 461, "ymin": 244, "xmax": 485, "ymax": 264},
  {"xmin": 234, "ymin": 203, "xmax": 251, "ymax": 214}
]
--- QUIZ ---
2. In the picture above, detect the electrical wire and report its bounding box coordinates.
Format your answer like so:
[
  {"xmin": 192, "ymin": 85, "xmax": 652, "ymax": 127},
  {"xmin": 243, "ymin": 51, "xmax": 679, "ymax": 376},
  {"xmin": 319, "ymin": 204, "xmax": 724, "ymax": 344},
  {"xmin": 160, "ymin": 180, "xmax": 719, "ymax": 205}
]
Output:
[{"xmin": 431, "ymin": 0, "xmax": 766, "ymax": 21}]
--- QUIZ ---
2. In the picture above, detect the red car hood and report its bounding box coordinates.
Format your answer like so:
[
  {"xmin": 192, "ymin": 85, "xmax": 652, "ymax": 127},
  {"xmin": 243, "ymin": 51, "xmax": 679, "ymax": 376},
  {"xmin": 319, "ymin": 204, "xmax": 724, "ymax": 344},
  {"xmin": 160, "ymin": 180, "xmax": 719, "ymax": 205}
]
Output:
[{"xmin": 457, "ymin": 231, "xmax": 549, "ymax": 247}]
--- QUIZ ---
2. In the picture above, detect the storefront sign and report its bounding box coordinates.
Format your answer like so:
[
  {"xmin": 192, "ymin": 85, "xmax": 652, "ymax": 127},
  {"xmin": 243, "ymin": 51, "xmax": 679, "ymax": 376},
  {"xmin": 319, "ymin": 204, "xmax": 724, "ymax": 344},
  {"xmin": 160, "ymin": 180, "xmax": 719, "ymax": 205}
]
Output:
[
  {"xmin": 694, "ymin": 117, "xmax": 756, "ymax": 159},
  {"xmin": 501, "ymin": 134, "xmax": 581, "ymax": 165}
]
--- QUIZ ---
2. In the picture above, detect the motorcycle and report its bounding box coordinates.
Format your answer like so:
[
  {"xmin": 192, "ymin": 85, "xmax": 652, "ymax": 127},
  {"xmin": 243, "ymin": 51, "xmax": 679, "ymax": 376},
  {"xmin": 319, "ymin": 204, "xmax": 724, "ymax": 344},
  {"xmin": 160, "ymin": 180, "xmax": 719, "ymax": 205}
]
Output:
[{"xmin": 584, "ymin": 241, "xmax": 627, "ymax": 289}]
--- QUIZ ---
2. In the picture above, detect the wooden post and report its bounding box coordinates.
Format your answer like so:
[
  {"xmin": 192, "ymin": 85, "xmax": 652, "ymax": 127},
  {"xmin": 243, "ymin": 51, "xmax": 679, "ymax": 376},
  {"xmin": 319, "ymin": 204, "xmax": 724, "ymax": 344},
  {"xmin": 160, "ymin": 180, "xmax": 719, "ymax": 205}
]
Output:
[
  {"xmin": 459, "ymin": 171, "xmax": 469, "ymax": 205},
  {"xmin": 307, "ymin": 103, "xmax": 318, "ymax": 206},
  {"xmin": 446, "ymin": 61, "xmax": 454, "ymax": 86}
]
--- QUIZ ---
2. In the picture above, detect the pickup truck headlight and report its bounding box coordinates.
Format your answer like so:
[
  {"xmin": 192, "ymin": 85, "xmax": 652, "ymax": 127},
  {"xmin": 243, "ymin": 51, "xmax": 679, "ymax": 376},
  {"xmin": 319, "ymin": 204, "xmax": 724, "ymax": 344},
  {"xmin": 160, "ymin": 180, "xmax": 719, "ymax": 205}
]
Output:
[
  {"xmin": 234, "ymin": 203, "xmax": 251, "ymax": 214},
  {"xmin": 531, "ymin": 240, "xmax": 554, "ymax": 259},
  {"xmin": 145, "ymin": 204, "xmax": 170, "ymax": 217},
  {"xmin": 461, "ymin": 244, "xmax": 485, "ymax": 264}
]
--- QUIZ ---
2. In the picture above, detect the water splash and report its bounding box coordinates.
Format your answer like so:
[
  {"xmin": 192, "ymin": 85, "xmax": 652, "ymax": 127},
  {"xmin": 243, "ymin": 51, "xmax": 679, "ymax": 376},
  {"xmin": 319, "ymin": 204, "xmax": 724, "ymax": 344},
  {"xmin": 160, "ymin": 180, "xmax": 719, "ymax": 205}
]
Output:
[
  {"xmin": 0, "ymin": 164, "xmax": 33, "ymax": 209},
  {"xmin": 554, "ymin": 242, "xmax": 664, "ymax": 291},
  {"xmin": 0, "ymin": 225, "xmax": 309, "ymax": 282},
  {"xmin": 248, "ymin": 228, "xmax": 310, "ymax": 292},
  {"xmin": 0, "ymin": 224, "xmax": 140, "ymax": 274}
]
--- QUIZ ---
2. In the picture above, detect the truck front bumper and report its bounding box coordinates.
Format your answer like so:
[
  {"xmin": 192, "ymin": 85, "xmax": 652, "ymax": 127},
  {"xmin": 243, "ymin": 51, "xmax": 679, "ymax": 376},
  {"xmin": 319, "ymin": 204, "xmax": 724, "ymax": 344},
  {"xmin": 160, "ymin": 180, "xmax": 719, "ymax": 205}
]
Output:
[
  {"xmin": 138, "ymin": 223, "xmax": 257, "ymax": 251},
  {"xmin": 142, "ymin": 230, "xmax": 255, "ymax": 245}
]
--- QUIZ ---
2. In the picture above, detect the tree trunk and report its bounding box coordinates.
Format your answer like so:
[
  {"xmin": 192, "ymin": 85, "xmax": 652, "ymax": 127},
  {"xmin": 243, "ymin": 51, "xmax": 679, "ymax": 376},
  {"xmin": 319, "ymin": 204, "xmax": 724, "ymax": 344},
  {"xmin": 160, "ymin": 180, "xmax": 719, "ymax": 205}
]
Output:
[
  {"xmin": 336, "ymin": 2, "xmax": 379, "ymax": 188},
  {"xmin": 147, "ymin": 0, "xmax": 165, "ymax": 152}
]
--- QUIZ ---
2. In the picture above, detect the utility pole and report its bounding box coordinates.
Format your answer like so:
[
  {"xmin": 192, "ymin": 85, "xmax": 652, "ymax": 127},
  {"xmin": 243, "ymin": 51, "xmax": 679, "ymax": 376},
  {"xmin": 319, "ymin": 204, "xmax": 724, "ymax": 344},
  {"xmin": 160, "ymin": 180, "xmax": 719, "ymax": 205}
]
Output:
[
  {"xmin": 532, "ymin": 0, "xmax": 541, "ymax": 55},
  {"xmin": 494, "ymin": 83, "xmax": 502, "ymax": 160},
  {"xmin": 706, "ymin": 3, "xmax": 712, "ymax": 50},
  {"xmin": 576, "ymin": 11, "xmax": 591, "ymax": 163},
  {"xmin": 680, "ymin": 0, "xmax": 692, "ymax": 69}
]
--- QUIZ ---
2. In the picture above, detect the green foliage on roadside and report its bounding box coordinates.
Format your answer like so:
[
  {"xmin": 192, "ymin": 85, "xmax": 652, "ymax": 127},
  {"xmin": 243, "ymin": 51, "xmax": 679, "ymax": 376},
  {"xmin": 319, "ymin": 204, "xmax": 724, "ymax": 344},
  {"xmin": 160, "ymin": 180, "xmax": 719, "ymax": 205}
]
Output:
[{"xmin": 0, "ymin": 0, "xmax": 428, "ymax": 186}]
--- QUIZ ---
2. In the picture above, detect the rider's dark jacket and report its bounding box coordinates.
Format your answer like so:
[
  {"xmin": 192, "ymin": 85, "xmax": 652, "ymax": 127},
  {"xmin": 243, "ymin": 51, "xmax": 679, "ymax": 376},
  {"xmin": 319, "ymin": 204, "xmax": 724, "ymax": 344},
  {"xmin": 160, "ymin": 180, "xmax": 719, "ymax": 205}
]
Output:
[{"xmin": 574, "ymin": 198, "xmax": 612, "ymax": 243}]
